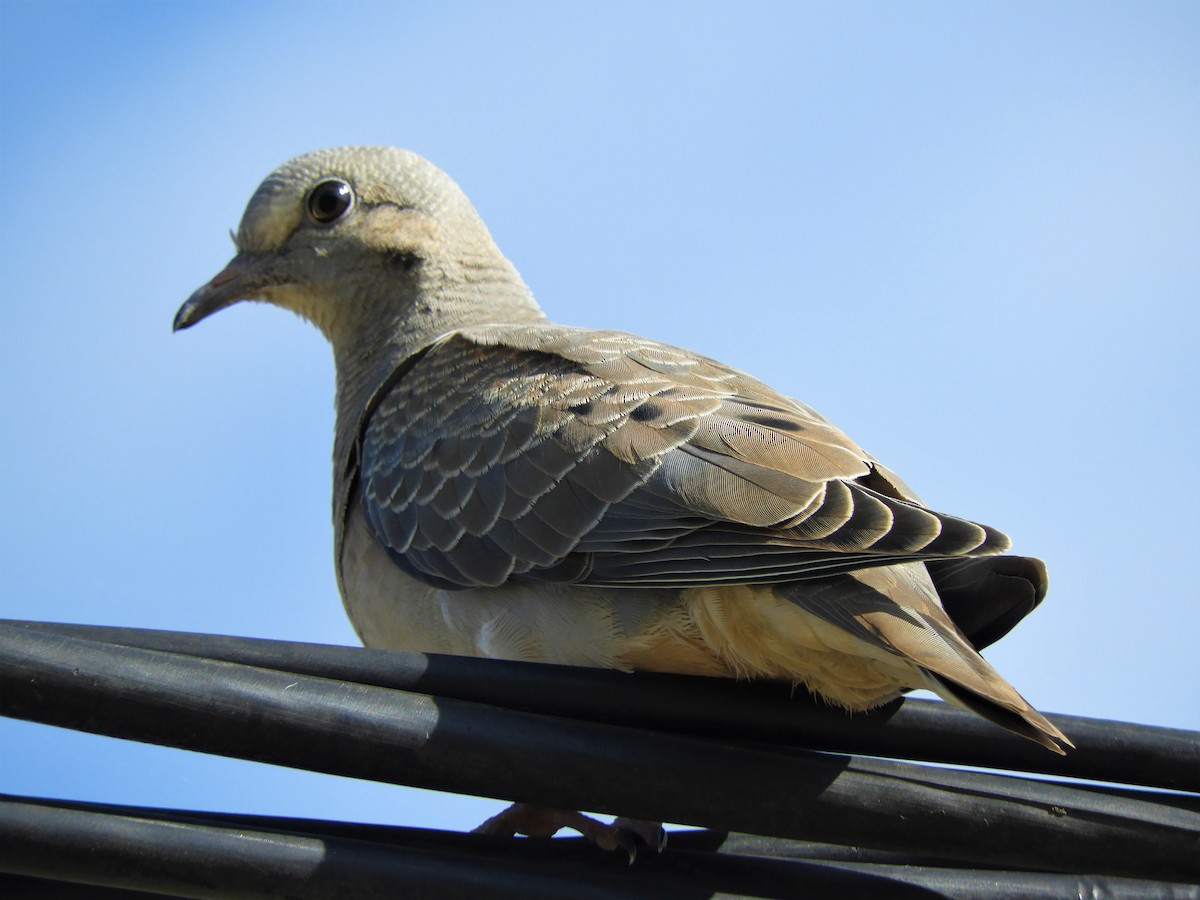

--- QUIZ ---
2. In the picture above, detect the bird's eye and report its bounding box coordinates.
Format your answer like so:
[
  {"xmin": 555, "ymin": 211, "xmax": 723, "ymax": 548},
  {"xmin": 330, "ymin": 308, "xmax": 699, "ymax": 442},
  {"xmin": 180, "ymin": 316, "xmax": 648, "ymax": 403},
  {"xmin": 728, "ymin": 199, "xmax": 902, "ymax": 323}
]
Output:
[{"xmin": 306, "ymin": 179, "xmax": 354, "ymax": 224}]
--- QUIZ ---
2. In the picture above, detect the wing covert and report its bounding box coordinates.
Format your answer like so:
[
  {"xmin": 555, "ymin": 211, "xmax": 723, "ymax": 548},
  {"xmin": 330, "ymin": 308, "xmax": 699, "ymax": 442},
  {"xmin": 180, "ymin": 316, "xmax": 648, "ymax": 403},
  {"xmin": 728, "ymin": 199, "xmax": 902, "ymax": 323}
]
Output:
[{"xmin": 355, "ymin": 325, "xmax": 1008, "ymax": 590}]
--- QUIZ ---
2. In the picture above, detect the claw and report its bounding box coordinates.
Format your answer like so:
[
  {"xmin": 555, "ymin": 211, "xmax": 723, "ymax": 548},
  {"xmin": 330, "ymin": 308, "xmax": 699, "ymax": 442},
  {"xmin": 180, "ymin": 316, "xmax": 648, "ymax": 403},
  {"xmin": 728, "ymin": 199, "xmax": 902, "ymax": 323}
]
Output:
[{"xmin": 613, "ymin": 816, "xmax": 668, "ymax": 858}]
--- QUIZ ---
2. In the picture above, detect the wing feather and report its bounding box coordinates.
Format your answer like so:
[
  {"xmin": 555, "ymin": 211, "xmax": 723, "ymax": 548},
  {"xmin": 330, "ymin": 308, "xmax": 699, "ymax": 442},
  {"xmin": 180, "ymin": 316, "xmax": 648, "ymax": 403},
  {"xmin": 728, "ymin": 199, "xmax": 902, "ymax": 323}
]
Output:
[{"xmin": 354, "ymin": 324, "xmax": 1008, "ymax": 589}]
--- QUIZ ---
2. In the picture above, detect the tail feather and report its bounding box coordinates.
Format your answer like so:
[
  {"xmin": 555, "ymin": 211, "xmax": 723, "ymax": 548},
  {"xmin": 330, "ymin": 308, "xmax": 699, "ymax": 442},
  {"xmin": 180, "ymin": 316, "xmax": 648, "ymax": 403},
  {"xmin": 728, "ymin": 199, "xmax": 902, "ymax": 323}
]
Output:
[
  {"xmin": 927, "ymin": 556, "xmax": 1049, "ymax": 652},
  {"xmin": 778, "ymin": 562, "xmax": 1071, "ymax": 754},
  {"xmin": 929, "ymin": 673, "xmax": 1073, "ymax": 754}
]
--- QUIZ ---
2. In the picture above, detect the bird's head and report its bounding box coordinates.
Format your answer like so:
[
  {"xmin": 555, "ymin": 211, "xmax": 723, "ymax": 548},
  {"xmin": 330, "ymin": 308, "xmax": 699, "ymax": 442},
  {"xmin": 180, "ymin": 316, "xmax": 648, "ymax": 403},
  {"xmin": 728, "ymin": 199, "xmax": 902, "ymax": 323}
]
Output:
[{"xmin": 174, "ymin": 147, "xmax": 538, "ymax": 350}]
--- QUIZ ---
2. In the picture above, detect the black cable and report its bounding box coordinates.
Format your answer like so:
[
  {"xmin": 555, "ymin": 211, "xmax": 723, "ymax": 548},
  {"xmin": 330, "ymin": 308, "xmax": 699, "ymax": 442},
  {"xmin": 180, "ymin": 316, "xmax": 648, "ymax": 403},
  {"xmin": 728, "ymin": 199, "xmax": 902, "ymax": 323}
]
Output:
[
  {"xmin": 2, "ymin": 623, "xmax": 1197, "ymax": 882},
  {"xmin": 5, "ymin": 619, "xmax": 1196, "ymax": 792},
  {"xmin": 3, "ymin": 796, "xmax": 1196, "ymax": 900}
]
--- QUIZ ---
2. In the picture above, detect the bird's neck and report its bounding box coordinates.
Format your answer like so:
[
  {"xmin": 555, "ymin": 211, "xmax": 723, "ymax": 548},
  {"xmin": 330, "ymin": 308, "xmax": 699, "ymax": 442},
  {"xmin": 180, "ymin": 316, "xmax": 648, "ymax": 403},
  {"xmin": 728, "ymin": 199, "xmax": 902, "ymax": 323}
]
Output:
[{"xmin": 328, "ymin": 264, "xmax": 546, "ymax": 510}]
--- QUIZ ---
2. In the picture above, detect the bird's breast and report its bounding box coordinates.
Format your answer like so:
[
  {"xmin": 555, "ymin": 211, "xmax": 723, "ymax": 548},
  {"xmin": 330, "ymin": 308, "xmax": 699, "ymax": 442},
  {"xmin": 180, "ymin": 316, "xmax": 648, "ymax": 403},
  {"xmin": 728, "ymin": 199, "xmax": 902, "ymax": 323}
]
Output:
[{"xmin": 338, "ymin": 503, "xmax": 675, "ymax": 667}]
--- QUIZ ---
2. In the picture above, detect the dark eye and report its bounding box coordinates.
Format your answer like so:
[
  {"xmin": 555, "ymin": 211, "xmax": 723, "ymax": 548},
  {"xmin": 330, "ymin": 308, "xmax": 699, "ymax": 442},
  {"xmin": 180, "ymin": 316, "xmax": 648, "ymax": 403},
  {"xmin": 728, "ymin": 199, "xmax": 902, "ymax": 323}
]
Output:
[{"xmin": 306, "ymin": 179, "xmax": 354, "ymax": 224}]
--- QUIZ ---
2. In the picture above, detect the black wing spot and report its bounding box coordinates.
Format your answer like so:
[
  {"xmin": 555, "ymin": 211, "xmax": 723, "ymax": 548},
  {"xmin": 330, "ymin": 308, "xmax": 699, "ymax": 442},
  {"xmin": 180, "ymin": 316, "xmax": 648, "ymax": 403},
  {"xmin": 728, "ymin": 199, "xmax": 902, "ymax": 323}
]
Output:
[
  {"xmin": 630, "ymin": 401, "xmax": 663, "ymax": 423},
  {"xmin": 744, "ymin": 413, "xmax": 805, "ymax": 433}
]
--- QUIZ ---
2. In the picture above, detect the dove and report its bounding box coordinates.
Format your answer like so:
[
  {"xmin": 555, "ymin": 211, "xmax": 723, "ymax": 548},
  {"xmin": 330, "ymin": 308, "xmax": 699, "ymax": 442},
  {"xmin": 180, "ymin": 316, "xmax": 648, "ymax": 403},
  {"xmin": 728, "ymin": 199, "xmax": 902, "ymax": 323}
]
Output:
[{"xmin": 175, "ymin": 146, "xmax": 1069, "ymax": 850}]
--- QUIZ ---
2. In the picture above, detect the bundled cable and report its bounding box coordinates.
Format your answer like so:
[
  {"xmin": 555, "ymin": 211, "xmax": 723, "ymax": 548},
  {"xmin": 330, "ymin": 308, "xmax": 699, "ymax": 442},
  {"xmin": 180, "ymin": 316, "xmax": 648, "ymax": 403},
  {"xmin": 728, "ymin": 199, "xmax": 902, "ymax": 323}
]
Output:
[{"xmin": 1, "ymin": 620, "xmax": 1197, "ymax": 898}]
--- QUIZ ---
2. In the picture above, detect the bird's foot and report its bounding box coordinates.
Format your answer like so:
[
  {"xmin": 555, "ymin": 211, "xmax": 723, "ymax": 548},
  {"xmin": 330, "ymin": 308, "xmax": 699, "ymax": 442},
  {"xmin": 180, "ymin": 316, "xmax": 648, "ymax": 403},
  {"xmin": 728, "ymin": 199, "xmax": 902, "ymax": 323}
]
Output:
[{"xmin": 472, "ymin": 802, "xmax": 666, "ymax": 862}]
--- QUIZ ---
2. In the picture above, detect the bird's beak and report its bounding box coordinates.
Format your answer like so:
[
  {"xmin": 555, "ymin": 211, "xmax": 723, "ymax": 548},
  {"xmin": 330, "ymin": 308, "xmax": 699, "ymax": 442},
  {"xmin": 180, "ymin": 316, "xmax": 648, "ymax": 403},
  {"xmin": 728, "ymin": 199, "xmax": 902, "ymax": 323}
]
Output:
[{"xmin": 173, "ymin": 254, "xmax": 260, "ymax": 331}]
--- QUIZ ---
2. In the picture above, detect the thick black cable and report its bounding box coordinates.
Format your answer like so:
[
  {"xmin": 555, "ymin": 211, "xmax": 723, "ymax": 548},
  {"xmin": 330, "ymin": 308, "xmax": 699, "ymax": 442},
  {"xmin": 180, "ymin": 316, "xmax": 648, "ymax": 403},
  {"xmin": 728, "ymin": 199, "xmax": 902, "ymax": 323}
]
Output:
[
  {"xmin": 1, "ymin": 624, "xmax": 1197, "ymax": 882},
  {"xmin": 2, "ymin": 796, "xmax": 1196, "ymax": 900},
  {"xmin": 5, "ymin": 619, "xmax": 1195, "ymax": 792}
]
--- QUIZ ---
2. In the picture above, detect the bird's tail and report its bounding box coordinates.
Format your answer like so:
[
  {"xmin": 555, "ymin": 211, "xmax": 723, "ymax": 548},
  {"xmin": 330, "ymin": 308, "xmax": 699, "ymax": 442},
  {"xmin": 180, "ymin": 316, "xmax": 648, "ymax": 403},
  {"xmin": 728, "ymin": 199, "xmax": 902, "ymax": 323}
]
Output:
[
  {"xmin": 925, "ymin": 671, "xmax": 1071, "ymax": 753},
  {"xmin": 772, "ymin": 562, "xmax": 1072, "ymax": 753}
]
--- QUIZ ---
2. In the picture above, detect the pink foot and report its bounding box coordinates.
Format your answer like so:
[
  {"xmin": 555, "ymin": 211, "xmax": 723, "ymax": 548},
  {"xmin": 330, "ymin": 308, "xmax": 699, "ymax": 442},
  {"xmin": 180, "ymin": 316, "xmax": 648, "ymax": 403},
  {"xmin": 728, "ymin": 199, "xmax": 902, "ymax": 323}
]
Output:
[{"xmin": 473, "ymin": 802, "xmax": 666, "ymax": 861}]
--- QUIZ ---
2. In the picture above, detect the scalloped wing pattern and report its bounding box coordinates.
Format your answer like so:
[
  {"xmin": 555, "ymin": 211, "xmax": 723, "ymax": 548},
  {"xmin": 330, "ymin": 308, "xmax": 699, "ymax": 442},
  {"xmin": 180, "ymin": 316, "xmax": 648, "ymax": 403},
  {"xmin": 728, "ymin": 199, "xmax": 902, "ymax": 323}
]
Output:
[{"xmin": 357, "ymin": 325, "xmax": 1009, "ymax": 590}]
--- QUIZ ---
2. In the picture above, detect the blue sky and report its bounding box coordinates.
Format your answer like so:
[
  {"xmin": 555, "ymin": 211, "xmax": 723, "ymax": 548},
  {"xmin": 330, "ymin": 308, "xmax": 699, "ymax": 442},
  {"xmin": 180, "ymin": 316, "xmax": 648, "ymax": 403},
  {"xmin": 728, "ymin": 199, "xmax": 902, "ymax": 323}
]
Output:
[{"xmin": 2, "ymin": 1, "xmax": 1197, "ymax": 833}]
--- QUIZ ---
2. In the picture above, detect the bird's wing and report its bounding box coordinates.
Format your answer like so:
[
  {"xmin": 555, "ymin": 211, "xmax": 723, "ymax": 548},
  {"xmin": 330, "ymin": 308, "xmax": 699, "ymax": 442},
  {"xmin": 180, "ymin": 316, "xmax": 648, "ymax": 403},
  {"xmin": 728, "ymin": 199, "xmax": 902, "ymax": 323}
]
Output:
[{"xmin": 353, "ymin": 324, "xmax": 1008, "ymax": 590}]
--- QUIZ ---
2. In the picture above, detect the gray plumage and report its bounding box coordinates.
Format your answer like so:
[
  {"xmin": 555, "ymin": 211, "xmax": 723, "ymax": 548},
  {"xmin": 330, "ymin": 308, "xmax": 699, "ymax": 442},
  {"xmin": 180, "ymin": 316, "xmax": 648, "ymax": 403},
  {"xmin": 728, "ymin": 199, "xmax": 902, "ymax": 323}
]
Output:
[{"xmin": 176, "ymin": 146, "xmax": 1068, "ymax": 754}]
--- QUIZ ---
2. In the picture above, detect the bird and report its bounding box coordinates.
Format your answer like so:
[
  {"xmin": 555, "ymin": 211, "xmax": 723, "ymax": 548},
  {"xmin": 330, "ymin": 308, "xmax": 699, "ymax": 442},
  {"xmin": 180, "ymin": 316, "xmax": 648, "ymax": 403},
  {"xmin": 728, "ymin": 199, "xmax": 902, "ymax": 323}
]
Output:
[{"xmin": 175, "ymin": 146, "xmax": 1069, "ymax": 852}]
